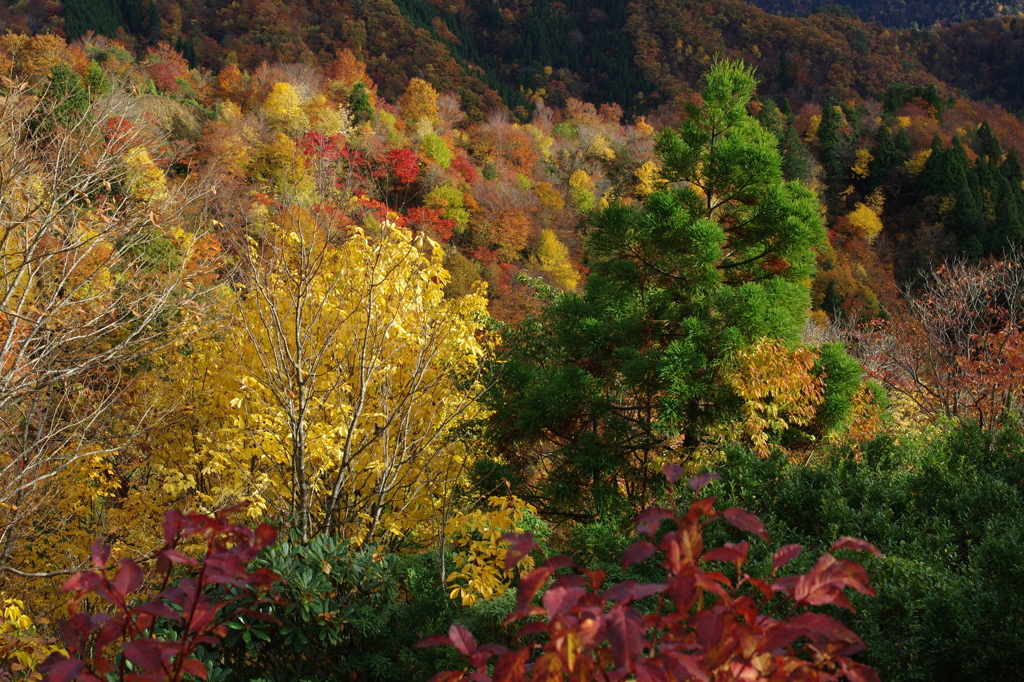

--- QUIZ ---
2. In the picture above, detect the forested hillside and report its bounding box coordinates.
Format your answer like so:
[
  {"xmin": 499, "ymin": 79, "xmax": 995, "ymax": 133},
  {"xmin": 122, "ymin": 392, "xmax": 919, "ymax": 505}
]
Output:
[
  {"xmin": 1, "ymin": 0, "xmax": 1024, "ymax": 681},
  {"xmin": 747, "ymin": 0, "xmax": 1024, "ymax": 28},
  {"xmin": 8, "ymin": 0, "xmax": 1024, "ymax": 115}
]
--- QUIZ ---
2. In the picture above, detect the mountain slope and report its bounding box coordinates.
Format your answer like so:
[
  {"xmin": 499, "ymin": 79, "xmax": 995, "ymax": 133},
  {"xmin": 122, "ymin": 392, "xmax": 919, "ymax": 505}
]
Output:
[{"xmin": 8, "ymin": 0, "xmax": 1024, "ymax": 117}]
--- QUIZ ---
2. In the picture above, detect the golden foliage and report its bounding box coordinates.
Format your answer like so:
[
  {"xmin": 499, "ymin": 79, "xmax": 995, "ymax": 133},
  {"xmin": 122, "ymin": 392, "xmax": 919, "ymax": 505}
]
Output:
[
  {"xmin": 1, "ymin": 595, "xmax": 64, "ymax": 679},
  {"xmin": 532, "ymin": 229, "xmax": 579, "ymax": 290},
  {"xmin": 263, "ymin": 81, "xmax": 309, "ymax": 135},
  {"xmin": 446, "ymin": 496, "xmax": 536, "ymax": 606},
  {"xmin": 846, "ymin": 202, "xmax": 884, "ymax": 242},
  {"xmin": 851, "ymin": 148, "xmax": 874, "ymax": 179},
  {"xmin": 534, "ymin": 182, "xmax": 565, "ymax": 210},
  {"xmin": 635, "ymin": 160, "xmax": 667, "ymax": 198},
  {"xmin": 156, "ymin": 218, "xmax": 491, "ymax": 546},
  {"xmin": 568, "ymin": 169, "xmax": 596, "ymax": 211},
  {"xmin": 723, "ymin": 338, "xmax": 825, "ymax": 457},
  {"xmin": 904, "ymin": 148, "xmax": 932, "ymax": 176},
  {"xmin": 124, "ymin": 146, "xmax": 169, "ymax": 203},
  {"xmin": 803, "ymin": 114, "xmax": 821, "ymax": 143},
  {"xmin": 399, "ymin": 77, "xmax": 440, "ymax": 124}
]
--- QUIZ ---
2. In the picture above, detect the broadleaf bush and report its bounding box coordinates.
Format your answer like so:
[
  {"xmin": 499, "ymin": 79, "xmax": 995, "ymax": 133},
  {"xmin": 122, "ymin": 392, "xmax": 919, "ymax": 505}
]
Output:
[{"xmin": 419, "ymin": 468, "xmax": 881, "ymax": 682}]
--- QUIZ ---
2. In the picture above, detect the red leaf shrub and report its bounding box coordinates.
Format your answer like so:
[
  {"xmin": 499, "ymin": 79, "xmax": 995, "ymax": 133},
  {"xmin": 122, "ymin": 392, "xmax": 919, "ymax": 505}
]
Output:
[
  {"xmin": 382, "ymin": 147, "xmax": 420, "ymax": 184},
  {"xmin": 41, "ymin": 506, "xmax": 280, "ymax": 682},
  {"xmin": 418, "ymin": 467, "xmax": 881, "ymax": 682}
]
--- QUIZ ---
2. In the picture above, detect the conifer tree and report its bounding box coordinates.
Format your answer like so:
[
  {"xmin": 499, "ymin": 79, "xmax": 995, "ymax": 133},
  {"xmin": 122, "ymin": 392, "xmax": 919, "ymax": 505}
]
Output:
[
  {"xmin": 487, "ymin": 60, "xmax": 828, "ymax": 517},
  {"xmin": 920, "ymin": 135, "xmax": 954, "ymax": 196},
  {"xmin": 867, "ymin": 124, "xmax": 902, "ymax": 190},
  {"xmin": 818, "ymin": 98, "xmax": 845, "ymax": 182},
  {"xmin": 943, "ymin": 138, "xmax": 986, "ymax": 257},
  {"xmin": 779, "ymin": 123, "xmax": 811, "ymax": 181},
  {"xmin": 976, "ymin": 121, "xmax": 1002, "ymax": 161},
  {"xmin": 45, "ymin": 63, "xmax": 89, "ymax": 129}
]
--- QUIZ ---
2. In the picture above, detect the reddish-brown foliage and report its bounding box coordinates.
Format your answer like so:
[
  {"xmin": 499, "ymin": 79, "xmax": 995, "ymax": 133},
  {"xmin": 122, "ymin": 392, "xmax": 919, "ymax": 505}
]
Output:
[
  {"xmin": 851, "ymin": 257, "xmax": 1024, "ymax": 428},
  {"xmin": 419, "ymin": 469, "xmax": 881, "ymax": 682},
  {"xmin": 40, "ymin": 507, "xmax": 280, "ymax": 682}
]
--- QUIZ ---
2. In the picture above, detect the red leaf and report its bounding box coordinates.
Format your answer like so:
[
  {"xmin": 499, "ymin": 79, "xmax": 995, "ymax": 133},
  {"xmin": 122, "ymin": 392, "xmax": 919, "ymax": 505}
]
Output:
[
  {"xmin": 94, "ymin": 617, "xmax": 128, "ymax": 656},
  {"xmin": 635, "ymin": 507, "xmax": 673, "ymax": 535},
  {"xmin": 660, "ymin": 650, "xmax": 709, "ymax": 682},
  {"xmin": 789, "ymin": 612, "xmax": 865, "ymax": 652},
  {"xmin": 541, "ymin": 585, "xmax": 586, "ymax": 618},
  {"xmin": 57, "ymin": 614, "xmax": 92, "ymax": 654},
  {"xmin": 582, "ymin": 567, "xmax": 606, "ymax": 590},
  {"xmin": 722, "ymin": 508, "xmax": 769, "ymax": 542},
  {"xmin": 513, "ymin": 621, "xmax": 548, "ymax": 639},
  {"xmin": 831, "ymin": 536, "xmax": 883, "ymax": 557},
  {"xmin": 634, "ymin": 660, "xmax": 670, "ymax": 682},
  {"xmin": 40, "ymin": 655, "xmax": 83, "ymax": 682},
  {"xmin": 476, "ymin": 644, "xmax": 510, "ymax": 657},
  {"xmin": 179, "ymin": 658, "xmax": 208, "ymax": 680},
  {"xmin": 688, "ymin": 472, "xmax": 720, "ymax": 492},
  {"xmin": 513, "ymin": 566, "xmax": 552, "ymax": 610},
  {"xmin": 701, "ymin": 541, "xmax": 749, "ymax": 569},
  {"xmin": 113, "ymin": 560, "xmax": 144, "ymax": 597},
  {"xmin": 162, "ymin": 510, "xmax": 184, "ymax": 545},
  {"xmin": 123, "ymin": 639, "xmax": 167, "ymax": 675},
  {"xmin": 663, "ymin": 463, "xmax": 685, "ymax": 484},
  {"xmin": 622, "ymin": 540, "xmax": 657, "ymax": 568},
  {"xmin": 91, "ymin": 539, "xmax": 111, "ymax": 569},
  {"xmin": 500, "ymin": 533, "xmax": 538, "ymax": 570},
  {"xmin": 254, "ymin": 523, "xmax": 278, "ymax": 550},
  {"xmin": 61, "ymin": 571, "xmax": 102, "ymax": 596},
  {"xmin": 492, "ymin": 648, "xmax": 529, "ymax": 682},
  {"xmin": 427, "ymin": 672, "xmax": 468, "ymax": 682},
  {"xmin": 839, "ymin": 656, "xmax": 882, "ymax": 682},
  {"xmin": 415, "ymin": 635, "xmax": 453, "ymax": 649},
  {"xmin": 185, "ymin": 599, "xmax": 218, "ymax": 634},
  {"xmin": 689, "ymin": 607, "xmax": 726, "ymax": 650},
  {"xmin": 772, "ymin": 544, "xmax": 803, "ymax": 573},
  {"xmin": 756, "ymin": 622, "xmax": 804, "ymax": 652},
  {"xmin": 134, "ymin": 601, "xmax": 182, "ymax": 622},
  {"xmin": 604, "ymin": 607, "xmax": 647, "ymax": 671},
  {"xmin": 449, "ymin": 624, "xmax": 478, "ymax": 657},
  {"xmin": 602, "ymin": 580, "xmax": 667, "ymax": 604}
]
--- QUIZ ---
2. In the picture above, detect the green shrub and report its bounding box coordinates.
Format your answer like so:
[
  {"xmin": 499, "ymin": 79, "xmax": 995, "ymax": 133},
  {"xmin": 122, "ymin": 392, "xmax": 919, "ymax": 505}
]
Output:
[{"xmin": 711, "ymin": 420, "xmax": 1024, "ymax": 681}]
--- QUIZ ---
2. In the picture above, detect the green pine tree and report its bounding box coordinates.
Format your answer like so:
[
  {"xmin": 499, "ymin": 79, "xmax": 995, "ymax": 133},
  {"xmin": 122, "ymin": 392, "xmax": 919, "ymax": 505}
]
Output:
[
  {"xmin": 486, "ymin": 60, "xmax": 828, "ymax": 517},
  {"xmin": 944, "ymin": 138, "xmax": 986, "ymax": 257},
  {"xmin": 990, "ymin": 173, "xmax": 1024, "ymax": 252},
  {"xmin": 818, "ymin": 99, "xmax": 845, "ymax": 183},
  {"xmin": 64, "ymin": 0, "xmax": 123, "ymax": 39},
  {"xmin": 920, "ymin": 135, "xmax": 953, "ymax": 196},
  {"xmin": 45, "ymin": 63, "xmax": 90, "ymax": 129},
  {"xmin": 975, "ymin": 121, "xmax": 1002, "ymax": 161},
  {"xmin": 867, "ymin": 124, "xmax": 903, "ymax": 190}
]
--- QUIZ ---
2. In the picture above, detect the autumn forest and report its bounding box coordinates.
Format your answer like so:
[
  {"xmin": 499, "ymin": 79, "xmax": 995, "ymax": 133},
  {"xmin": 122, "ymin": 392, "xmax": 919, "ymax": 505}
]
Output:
[{"xmin": 1, "ymin": 0, "xmax": 1024, "ymax": 680}]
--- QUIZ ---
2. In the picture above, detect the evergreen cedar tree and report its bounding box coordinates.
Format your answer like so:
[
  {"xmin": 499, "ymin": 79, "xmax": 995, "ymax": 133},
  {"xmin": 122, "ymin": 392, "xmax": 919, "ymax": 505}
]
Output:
[
  {"xmin": 486, "ymin": 60, "xmax": 852, "ymax": 519},
  {"xmin": 419, "ymin": 468, "xmax": 883, "ymax": 682}
]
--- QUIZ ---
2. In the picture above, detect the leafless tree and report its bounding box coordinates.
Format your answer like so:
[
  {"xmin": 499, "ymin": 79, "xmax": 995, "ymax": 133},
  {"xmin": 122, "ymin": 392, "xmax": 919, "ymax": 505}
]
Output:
[{"xmin": 0, "ymin": 80, "xmax": 220, "ymax": 580}]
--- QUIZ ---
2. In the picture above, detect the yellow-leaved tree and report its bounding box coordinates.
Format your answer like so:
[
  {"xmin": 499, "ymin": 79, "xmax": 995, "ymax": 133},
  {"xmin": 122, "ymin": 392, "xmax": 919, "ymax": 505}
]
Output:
[
  {"xmin": 532, "ymin": 229, "xmax": 579, "ymax": 290},
  {"xmin": 721, "ymin": 338, "xmax": 825, "ymax": 457},
  {"xmin": 846, "ymin": 202, "xmax": 884, "ymax": 242},
  {"xmin": 399, "ymin": 77, "xmax": 439, "ymax": 126},
  {"xmin": 445, "ymin": 496, "xmax": 536, "ymax": 606},
  {"xmin": 0, "ymin": 84, "xmax": 219, "ymax": 596},
  {"xmin": 156, "ymin": 205, "xmax": 492, "ymax": 547},
  {"xmin": 263, "ymin": 81, "xmax": 309, "ymax": 135}
]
